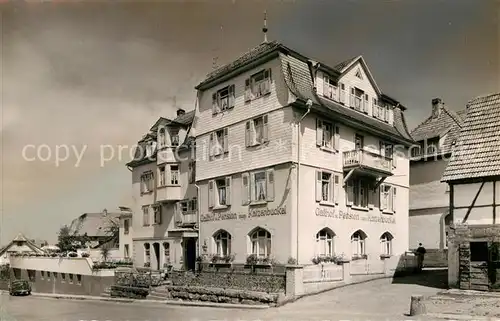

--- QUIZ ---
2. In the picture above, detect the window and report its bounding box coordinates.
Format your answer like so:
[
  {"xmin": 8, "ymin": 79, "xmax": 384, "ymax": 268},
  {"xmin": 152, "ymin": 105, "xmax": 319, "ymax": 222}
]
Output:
[
  {"xmin": 140, "ymin": 172, "xmax": 154, "ymax": 194},
  {"xmin": 170, "ymin": 128, "xmax": 180, "ymax": 147},
  {"xmin": 350, "ymin": 87, "xmax": 364, "ymax": 111},
  {"xmin": 189, "ymin": 161, "xmax": 196, "ymax": 184},
  {"xmin": 380, "ymin": 184, "xmax": 397, "ymax": 212},
  {"xmin": 214, "ymin": 230, "xmax": 231, "ymax": 256},
  {"xmin": 212, "ymin": 85, "xmax": 235, "ymax": 113},
  {"xmin": 316, "ymin": 119, "xmax": 340, "ymax": 150},
  {"xmin": 470, "ymin": 242, "xmax": 488, "ymax": 262},
  {"xmin": 216, "ymin": 179, "xmax": 227, "ymax": 206},
  {"xmin": 254, "ymin": 171, "xmax": 267, "ymax": 201},
  {"xmin": 339, "ymin": 83, "xmax": 346, "ymax": 104},
  {"xmin": 76, "ymin": 274, "xmax": 82, "ymax": 285},
  {"xmin": 209, "ymin": 128, "xmax": 228, "ymax": 156},
  {"xmin": 153, "ymin": 205, "xmax": 162, "ymax": 224},
  {"xmin": 380, "ymin": 141, "xmax": 396, "ymax": 167},
  {"xmin": 145, "ymin": 141, "xmax": 156, "ymax": 157},
  {"xmin": 170, "ymin": 165, "xmax": 179, "ymax": 185},
  {"xmin": 180, "ymin": 199, "xmax": 197, "ymax": 213},
  {"xmin": 323, "ymin": 75, "xmax": 338, "ymax": 101},
  {"xmin": 208, "ymin": 177, "xmax": 231, "ymax": 208},
  {"xmin": 163, "ymin": 242, "xmax": 170, "ymax": 264},
  {"xmin": 351, "ymin": 230, "xmax": 367, "ymax": 257},
  {"xmin": 144, "ymin": 243, "xmax": 151, "ymax": 263},
  {"xmin": 346, "ymin": 178, "xmax": 369, "ymax": 208},
  {"xmin": 250, "ymin": 228, "xmax": 271, "ymax": 257},
  {"xmin": 68, "ymin": 273, "xmax": 73, "ymax": 284},
  {"xmin": 53, "ymin": 272, "xmax": 58, "ymax": 280},
  {"xmin": 245, "ymin": 69, "xmax": 271, "ymax": 101},
  {"xmin": 61, "ymin": 273, "xmax": 66, "ymax": 282},
  {"xmin": 355, "ymin": 68, "xmax": 363, "ymax": 79},
  {"xmin": 380, "ymin": 232, "xmax": 393, "ymax": 256},
  {"xmin": 124, "ymin": 219, "xmax": 129, "ymax": 234},
  {"xmin": 355, "ymin": 134, "xmax": 364, "ymax": 150},
  {"xmin": 41, "ymin": 271, "xmax": 44, "ymax": 279},
  {"xmin": 245, "ymin": 115, "xmax": 269, "ymax": 146},
  {"xmin": 124, "ymin": 244, "xmax": 130, "ymax": 258},
  {"xmin": 27, "ymin": 270, "xmax": 36, "ymax": 282},
  {"xmin": 315, "ymin": 171, "xmax": 340, "ymax": 204},
  {"xmin": 158, "ymin": 127, "xmax": 166, "ymax": 148},
  {"xmin": 142, "ymin": 206, "xmax": 150, "ymax": 226},
  {"xmin": 426, "ymin": 138, "xmax": 439, "ymax": 155},
  {"xmin": 316, "ymin": 229, "xmax": 335, "ymax": 257},
  {"xmin": 46, "ymin": 272, "xmax": 51, "ymax": 281},
  {"xmin": 158, "ymin": 166, "xmax": 166, "ymax": 186}
]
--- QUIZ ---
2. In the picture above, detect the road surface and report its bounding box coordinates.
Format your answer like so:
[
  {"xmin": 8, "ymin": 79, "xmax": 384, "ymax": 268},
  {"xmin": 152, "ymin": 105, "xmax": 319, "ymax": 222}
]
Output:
[{"xmin": 1, "ymin": 270, "xmax": 447, "ymax": 321}]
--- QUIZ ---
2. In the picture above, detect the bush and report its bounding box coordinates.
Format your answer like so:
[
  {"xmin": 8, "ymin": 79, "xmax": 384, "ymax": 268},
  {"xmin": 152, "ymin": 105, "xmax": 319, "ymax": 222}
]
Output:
[
  {"xmin": 110, "ymin": 285, "xmax": 149, "ymax": 299},
  {"xmin": 68, "ymin": 252, "xmax": 78, "ymax": 257},
  {"xmin": 81, "ymin": 252, "xmax": 90, "ymax": 258},
  {"xmin": 287, "ymin": 257, "xmax": 297, "ymax": 265}
]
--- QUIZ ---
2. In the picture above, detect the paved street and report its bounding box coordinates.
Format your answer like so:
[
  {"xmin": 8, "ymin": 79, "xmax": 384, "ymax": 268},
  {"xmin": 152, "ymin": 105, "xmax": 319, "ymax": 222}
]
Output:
[{"xmin": 1, "ymin": 271, "xmax": 447, "ymax": 321}]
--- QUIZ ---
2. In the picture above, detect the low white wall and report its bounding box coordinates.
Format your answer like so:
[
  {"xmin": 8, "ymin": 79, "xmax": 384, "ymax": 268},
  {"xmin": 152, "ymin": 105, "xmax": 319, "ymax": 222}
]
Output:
[
  {"xmin": 9, "ymin": 257, "xmax": 114, "ymax": 276},
  {"xmin": 77, "ymin": 248, "xmax": 122, "ymax": 261}
]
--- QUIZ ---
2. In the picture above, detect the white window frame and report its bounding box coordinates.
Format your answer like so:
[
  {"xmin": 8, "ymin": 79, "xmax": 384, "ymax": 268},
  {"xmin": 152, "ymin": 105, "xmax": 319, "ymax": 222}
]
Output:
[
  {"xmin": 208, "ymin": 176, "xmax": 232, "ymax": 209},
  {"xmin": 246, "ymin": 115, "xmax": 269, "ymax": 147},
  {"xmin": 213, "ymin": 85, "xmax": 235, "ymax": 113},
  {"xmin": 380, "ymin": 141, "xmax": 396, "ymax": 168},
  {"xmin": 316, "ymin": 229, "xmax": 335, "ymax": 257},
  {"xmin": 250, "ymin": 228, "xmax": 271, "ymax": 258},
  {"xmin": 351, "ymin": 231, "xmax": 366, "ymax": 257},
  {"xmin": 339, "ymin": 83, "xmax": 346, "ymax": 104},
  {"xmin": 246, "ymin": 69, "xmax": 271, "ymax": 100},
  {"xmin": 214, "ymin": 230, "xmax": 231, "ymax": 256},
  {"xmin": 140, "ymin": 172, "xmax": 154, "ymax": 194},
  {"xmin": 216, "ymin": 178, "xmax": 227, "ymax": 207},
  {"xmin": 210, "ymin": 128, "xmax": 228, "ymax": 156},
  {"xmin": 380, "ymin": 184, "xmax": 397, "ymax": 213},
  {"xmin": 348, "ymin": 178, "xmax": 369, "ymax": 208},
  {"xmin": 142, "ymin": 206, "xmax": 150, "ymax": 226},
  {"xmin": 380, "ymin": 232, "xmax": 393, "ymax": 256},
  {"xmin": 322, "ymin": 120, "xmax": 333, "ymax": 149},
  {"xmin": 158, "ymin": 127, "xmax": 166, "ymax": 148},
  {"xmin": 316, "ymin": 119, "xmax": 340, "ymax": 151},
  {"xmin": 253, "ymin": 171, "xmax": 267, "ymax": 202},
  {"xmin": 158, "ymin": 166, "xmax": 166, "ymax": 187},
  {"xmin": 169, "ymin": 165, "xmax": 179, "ymax": 185},
  {"xmin": 323, "ymin": 75, "xmax": 338, "ymax": 101},
  {"xmin": 153, "ymin": 205, "xmax": 161, "ymax": 225}
]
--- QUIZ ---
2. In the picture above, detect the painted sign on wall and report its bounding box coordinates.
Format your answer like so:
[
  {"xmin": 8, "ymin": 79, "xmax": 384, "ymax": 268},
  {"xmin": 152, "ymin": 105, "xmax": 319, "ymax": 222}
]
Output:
[
  {"xmin": 315, "ymin": 207, "xmax": 396, "ymax": 224},
  {"xmin": 200, "ymin": 207, "xmax": 286, "ymax": 222}
]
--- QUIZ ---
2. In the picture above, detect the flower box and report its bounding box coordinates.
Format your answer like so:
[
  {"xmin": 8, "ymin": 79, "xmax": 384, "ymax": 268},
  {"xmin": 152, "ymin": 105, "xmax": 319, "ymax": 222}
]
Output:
[
  {"xmin": 380, "ymin": 254, "xmax": 391, "ymax": 260},
  {"xmin": 351, "ymin": 254, "xmax": 368, "ymax": 261}
]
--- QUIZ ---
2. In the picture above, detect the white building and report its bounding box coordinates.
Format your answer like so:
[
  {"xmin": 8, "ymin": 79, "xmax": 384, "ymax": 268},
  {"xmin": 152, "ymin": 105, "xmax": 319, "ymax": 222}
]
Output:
[{"xmin": 193, "ymin": 40, "xmax": 414, "ymax": 265}]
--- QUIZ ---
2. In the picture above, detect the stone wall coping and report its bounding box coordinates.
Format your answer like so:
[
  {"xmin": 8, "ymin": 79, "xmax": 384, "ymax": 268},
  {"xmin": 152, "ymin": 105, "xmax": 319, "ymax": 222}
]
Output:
[{"xmin": 284, "ymin": 265, "xmax": 303, "ymax": 270}]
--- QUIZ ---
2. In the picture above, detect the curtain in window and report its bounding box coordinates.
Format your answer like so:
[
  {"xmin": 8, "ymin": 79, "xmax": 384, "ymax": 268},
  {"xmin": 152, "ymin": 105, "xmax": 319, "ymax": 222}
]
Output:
[
  {"xmin": 218, "ymin": 187, "xmax": 226, "ymax": 205},
  {"xmin": 255, "ymin": 173, "xmax": 266, "ymax": 201}
]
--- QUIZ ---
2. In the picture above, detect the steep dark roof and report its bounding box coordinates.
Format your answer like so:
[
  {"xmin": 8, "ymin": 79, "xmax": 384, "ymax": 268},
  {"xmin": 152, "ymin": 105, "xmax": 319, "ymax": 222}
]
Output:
[
  {"xmin": 332, "ymin": 55, "xmax": 360, "ymax": 73},
  {"xmin": 411, "ymin": 105, "xmax": 465, "ymax": 154},
  {"xmin": 173, "ymin": 110, "xmax": 195, "ymax": 126},
  {"xmin": 0, "ymin": 233, "xmax": 45, "ymax": 257},
  {"xmin": 68, "ymin": 212, "xmax": 121, "ymax": 238},
  {"xmin": 442, "ymin": 93, "xmax": 500, "ymax": 182}
]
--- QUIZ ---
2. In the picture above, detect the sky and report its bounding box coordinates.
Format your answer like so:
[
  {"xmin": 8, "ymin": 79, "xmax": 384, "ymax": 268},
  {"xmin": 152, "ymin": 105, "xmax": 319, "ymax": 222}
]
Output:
[{"xmin": 1, "ymin": 0, "xmax": 498, "ymax": 244}]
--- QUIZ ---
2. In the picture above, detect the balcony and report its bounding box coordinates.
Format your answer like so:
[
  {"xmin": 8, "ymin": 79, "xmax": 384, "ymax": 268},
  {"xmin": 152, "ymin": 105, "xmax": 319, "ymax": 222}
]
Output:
[
  {"xmin": 343, "ymin": 149, "xmax": 393, "ymax": 177},
  {"xmin": 156, "ymin": 185, "xmax": 182, "ymax": 202},
  {"xmin": 175, "ymin": 211, "xmax": 198, "ymax": 228}
]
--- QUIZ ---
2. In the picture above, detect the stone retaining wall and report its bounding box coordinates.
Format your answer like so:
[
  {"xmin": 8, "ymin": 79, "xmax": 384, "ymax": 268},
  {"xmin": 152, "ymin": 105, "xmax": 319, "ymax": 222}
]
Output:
[{"xmin": 167, "ymin": 285, "xmax": 281, "ymax": 306}]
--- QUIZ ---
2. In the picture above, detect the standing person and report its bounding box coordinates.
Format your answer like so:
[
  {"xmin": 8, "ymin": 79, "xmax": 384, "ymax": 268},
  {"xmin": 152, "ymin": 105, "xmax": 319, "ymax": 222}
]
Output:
[{"xmin": 416, "ymin": 243, "xmax": 427, "ymax": 271}]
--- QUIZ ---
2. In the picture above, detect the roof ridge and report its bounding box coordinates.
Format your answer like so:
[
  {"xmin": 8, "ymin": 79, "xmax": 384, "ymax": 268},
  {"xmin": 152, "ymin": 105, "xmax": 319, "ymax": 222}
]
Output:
[
  {"xmin": 467, "ymin": 92, "xmax": 500, "ymax": 105},
  {"xmin": 441, "ymin": 105, "xmax": 464, "ymax": 129},
  {"xmin": 410, "ymin": 114, "xmax": 434, "ymax": 135}
]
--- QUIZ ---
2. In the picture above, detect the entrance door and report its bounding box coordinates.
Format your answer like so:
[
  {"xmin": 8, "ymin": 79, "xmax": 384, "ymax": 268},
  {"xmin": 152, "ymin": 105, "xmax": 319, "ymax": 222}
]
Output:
[
  {"xmin": 184, "ymin": 238, "xmax": 197, "ymax": 271},
  {"xmin": 469, "ymin": 242, "xmax": 489, "ymax": 291},
  {"xmin": 153, "ymin": 242, "xmax": 160, "ymax": 270}
]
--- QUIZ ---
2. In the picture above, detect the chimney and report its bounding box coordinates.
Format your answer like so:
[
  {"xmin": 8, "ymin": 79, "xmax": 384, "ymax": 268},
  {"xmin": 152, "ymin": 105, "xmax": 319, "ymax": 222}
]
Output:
[
  {"xmin": 102, "ymin": 208, "xmax": 107, "ymax": 216},
  {"xmin": 432, "ymin": 98, "xmax": 443, "ymax": 118},
  {"xmin": 176, "ymin": 108, "xmax": 185, "ymax": 117}
]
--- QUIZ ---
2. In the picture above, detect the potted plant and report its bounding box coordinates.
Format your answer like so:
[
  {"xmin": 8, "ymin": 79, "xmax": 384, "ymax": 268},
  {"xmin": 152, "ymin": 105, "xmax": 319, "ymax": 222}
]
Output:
[{"xmin": 144, "ymin": 262, "xmax": 151, "ymax": 268}]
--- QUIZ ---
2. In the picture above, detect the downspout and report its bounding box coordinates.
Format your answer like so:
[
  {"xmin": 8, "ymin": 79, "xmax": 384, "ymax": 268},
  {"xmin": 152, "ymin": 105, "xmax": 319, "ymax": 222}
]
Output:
[
  {"xmin": 195, "ymin": 183, "xmax": 201, "ymax": 256},
  {"xmin": 296, "ymin": 99, "xmax": 313, "ymax": 263}
]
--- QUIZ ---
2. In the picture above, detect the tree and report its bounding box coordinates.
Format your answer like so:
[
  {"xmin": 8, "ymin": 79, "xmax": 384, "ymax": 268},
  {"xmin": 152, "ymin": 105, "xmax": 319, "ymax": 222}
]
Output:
[
  {"xmin": 102, "ymin": 218, "xmax": 120, "ymax": 248},
  {"xmin": 100, "ymin": 245, "xmax": 110, "ymax": 262},
  {"xmin": 57, "ymin": 225, "xmax": 89, "ymax": 252}
]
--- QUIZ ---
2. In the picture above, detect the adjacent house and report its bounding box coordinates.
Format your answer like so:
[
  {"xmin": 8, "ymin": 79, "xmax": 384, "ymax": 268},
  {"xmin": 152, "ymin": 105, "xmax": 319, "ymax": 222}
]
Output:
[
  {"xmin": 194, "ymin": 40, "xmax": 414, "ymax": 265},
  {"xmin": 126, "ymin": 109, "xmax": 197, "ymax": 271},
  {"xmin": 409, "ymin": 98, "xmax": 465, "ymax": 265},
  {"xmin": 0, "ymin": 233, "xmax": 45, "ymax": 264},
  {"xmin": 442, "ymin": 93, "xmax": 500, "ymax": 291}
]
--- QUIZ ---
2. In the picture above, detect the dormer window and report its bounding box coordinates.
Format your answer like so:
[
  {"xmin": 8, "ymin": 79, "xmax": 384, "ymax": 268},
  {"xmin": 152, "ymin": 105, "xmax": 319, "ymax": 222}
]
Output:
[
  {"xmin": 145, "ymin": 141, "xmax": 156, "ymax": 157},
  {"xmin": 349, "ymin": 87, "xmax": 368, "ymax": 113},
  {"xmin": 323, "ymin": 75, "xmax": 338, "ymax": 101},
  {"xmin": 158, "ymin": 128, "xmax": 166, "ymax": 147},
  {"xmin": 212, "ymin": 85, "xmax": 235, "ymax": 114},
  {"xmin": 245, "ymin": 69, "xmax": 271, "ymax": 101}
]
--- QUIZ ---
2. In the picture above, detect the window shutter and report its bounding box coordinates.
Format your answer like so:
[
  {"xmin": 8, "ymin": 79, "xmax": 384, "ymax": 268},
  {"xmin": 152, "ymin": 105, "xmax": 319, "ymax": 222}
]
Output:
[
  {"xmin": 208, "ymin": 180, "xmax": 214, "ymax": 208},
  {"xmin": 250, "ymin": 172, "xmax": 256, "ymax": 202},
  {"xmin": 244, "ymin": 79, "xmax": 252, "ymax": 102},
  {"xmin": 315, "ymin": 171, "xmax": 322, "ymax": 202},
  {"xmin": 212, "ymin": 93, "xmax": 218, "ymax": 114},
  {"xmin": 266, "ymin": 169, "xmax": 275, "ymax": 201},
  {"xmin": 263, "ymin": 69, "xmax": 271, "ymax": 94},
  {"xmin": 334, "ymin": 174, "xmax": 340, "ymax": 204},
  {"xmin": 245, "ymin": 121, "xmax": 251, "ymax": 147},
  {"xmin": 316, "ymin": 119, "xmax": 323, "ymax": 146},
  {"xmin": 225, "ymin": 176, "xmax": 231, "ymax": 205},
  {"xmin": 380, "ymin": 184, "xmax": 387, "ymax": 210},
  {"xmin": 368, "ymin": 182, "xmax": 374, "ymax": 210},
  {"xmin": 346, "ymin": 179, "xmax": 354, "ymax": 206},
  {"xmin": 209, "ymin": 133, "xmax": 214, "ymax": 157},
  {"xmin": 228, "ymin": 85, "xmax": 235, "ymax": 108},
  {"xmin": 392, "ymin": 187, "xmax": 397, "ymax": 212},
  {"xmin": 329, "ymin": 174, "xmax": 334, "ymax": 203},
  {"xmin": 349, "ymin": 87, "xmax": 355, "ymax": 108},
  {"xmin": 223, "ymin": 128, "xmax": 228, "ymax": 153},
  {"xmin": 263, "ymin": 115, "xmax": 269, "ymax": 142},
  {"xmin": 334, "ymin": 125, "xmax": 340, "ymax": 150},
  {"xmin": 242, "ymin": 173, "xmax": 250, "ymax": 205},
  {"xmin": 363, "ymin": 94, "xmax": 369, "ymax": 113},
  {"xmin": 323, "ymin": 75, "xmax": 329, "ymax": 96}
]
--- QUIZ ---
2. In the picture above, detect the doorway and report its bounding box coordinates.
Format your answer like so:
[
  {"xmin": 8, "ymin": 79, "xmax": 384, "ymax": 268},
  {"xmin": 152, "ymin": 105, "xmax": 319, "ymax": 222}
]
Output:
[
  {"xmin": 184, "ymin": 238, "xmax": 197, "ymax": 271},
  {"xmin": 153, "ymin": 242, "xmax": 160, "ymax": 270}
]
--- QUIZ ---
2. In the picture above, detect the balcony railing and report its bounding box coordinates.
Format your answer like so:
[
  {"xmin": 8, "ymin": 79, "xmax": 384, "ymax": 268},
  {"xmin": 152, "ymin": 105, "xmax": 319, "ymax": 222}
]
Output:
[
  {"xmin": 175, "ymin": 211, "xmax": 198, "ymax": 227},
  {"xmin": 349, "ymin": 95, "xmax": 369, "ymax": 113},
  {"xmin": 343, "ymin": 149, "xmax": 392, "ymax": 174}
]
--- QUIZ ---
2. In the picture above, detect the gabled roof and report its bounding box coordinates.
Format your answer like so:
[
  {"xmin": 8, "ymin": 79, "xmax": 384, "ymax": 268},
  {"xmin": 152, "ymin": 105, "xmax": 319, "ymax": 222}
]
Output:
[
  {"xmin": 411, "ymin": 104, "xmax": 465, "ymax": 155},
  {"xmin": 68, "ymin": 212, "xmax": 120, "ymax": 238},
  {"xmin": 0, "ymin": 233, "xmax": 45, "ymax": 257},
  {"xmin": 333, "ymin": 55, "xmax": 382, "ymax": 96},
  {"xmin": 333, "ymin": 56, "xmax": 359, "ymax": 73},
  {"xmin": 442, "ymin": 93, "xmax": 500, "ymax": 182}
]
